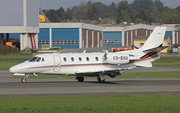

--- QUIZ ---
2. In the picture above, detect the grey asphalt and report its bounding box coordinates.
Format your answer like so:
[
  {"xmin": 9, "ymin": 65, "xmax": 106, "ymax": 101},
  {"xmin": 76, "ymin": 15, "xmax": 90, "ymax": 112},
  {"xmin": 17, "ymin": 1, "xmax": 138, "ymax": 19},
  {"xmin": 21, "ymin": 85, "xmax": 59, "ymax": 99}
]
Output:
[
  {"xmin": 0, "ymin": 78, "xmax": 180, "ymax": 97},
  {"xmin": 0, "ymin": 67, "xmax": 180, "ymax": 97}
]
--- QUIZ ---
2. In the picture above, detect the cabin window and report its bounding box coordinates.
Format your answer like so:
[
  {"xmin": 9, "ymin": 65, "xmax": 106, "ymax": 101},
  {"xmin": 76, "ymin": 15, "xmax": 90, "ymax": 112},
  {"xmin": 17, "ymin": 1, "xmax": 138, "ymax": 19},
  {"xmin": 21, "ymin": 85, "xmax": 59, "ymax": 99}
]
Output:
[
  {"xmin": 95, "ymin": 57, "xmax": 99, "ymax": 61},
  {"xmin": 79, "ymin": 57, "xmax": 82, "ymax": 61},
  {"xmin": 63, "ymin": 57, "xmax": 67, "ymax": 62},
  {"xmin": 86, "ymin": 57, "xmax": 89, "ymax": 61},
  {"xmin": 36, "ymin": 57, "xmax": 41, "ymax": 62},
  {"xmin": 71, "ymin": 57, "xmax": 74, "ymax": 61},
  {"xmin": 29, "ymin": 57, "xmax": 38, "ymax": 62}
]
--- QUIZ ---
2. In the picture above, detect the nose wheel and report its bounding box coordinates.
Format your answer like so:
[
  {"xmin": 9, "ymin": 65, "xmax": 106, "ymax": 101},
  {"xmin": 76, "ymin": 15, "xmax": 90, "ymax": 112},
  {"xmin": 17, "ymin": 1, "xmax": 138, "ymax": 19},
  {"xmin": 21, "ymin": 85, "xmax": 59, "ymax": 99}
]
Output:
[
  {"xmin": 21, "ymin": 74, "xmax": 29, "ymax": 83},
  {"xmin": 21, "ymin": 78, "xmax": 27, "ymax": 83}
]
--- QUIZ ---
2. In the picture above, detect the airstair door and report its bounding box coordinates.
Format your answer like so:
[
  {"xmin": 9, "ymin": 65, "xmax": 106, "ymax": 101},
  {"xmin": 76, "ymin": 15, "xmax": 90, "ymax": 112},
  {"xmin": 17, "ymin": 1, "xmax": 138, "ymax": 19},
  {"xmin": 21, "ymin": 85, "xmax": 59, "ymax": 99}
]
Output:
[{"xmin": 53, "ymin": 55, "xmax": 61, "ymax": 72}]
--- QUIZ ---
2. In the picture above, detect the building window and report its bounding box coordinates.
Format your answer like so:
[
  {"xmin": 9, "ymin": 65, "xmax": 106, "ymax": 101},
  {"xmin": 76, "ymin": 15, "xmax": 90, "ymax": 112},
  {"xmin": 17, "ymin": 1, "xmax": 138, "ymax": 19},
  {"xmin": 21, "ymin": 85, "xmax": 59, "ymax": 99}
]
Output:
[
  {"xmin": 52, "ymin": 40, "xmax": 79, "ymax": 44},
  {"xmin": 103, "ymin": 39, "xmax": 121, "ymax": 44},
  {"xmin": 140, "ymin": 43, "xmax": 144, "ymax": 46},
  {"xmin": 38, "ymin": 40, "xmax": 49, "ymax": 44}
]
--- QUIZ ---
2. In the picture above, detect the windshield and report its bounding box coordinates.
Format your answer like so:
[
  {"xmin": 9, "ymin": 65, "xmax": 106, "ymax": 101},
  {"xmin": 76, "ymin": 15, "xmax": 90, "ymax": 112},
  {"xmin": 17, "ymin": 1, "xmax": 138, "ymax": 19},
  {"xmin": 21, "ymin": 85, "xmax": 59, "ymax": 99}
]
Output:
[
  {"xmin": 29, "ymin": 57, "xmax": 38, "ymax": 62},
  {"xmin": 28, "ymin": 57, "xmax": 45, "ymax": 62}
]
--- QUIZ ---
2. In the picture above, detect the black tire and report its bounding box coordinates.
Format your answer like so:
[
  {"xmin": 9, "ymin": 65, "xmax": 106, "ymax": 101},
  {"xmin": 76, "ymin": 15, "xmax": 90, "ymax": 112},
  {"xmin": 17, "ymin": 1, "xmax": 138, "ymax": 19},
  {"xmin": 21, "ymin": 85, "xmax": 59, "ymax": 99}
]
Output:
[
  {"xmin": 97, "ymin": 77, "xmax": 105, "ymax": 83},
  {"xmin": 97, "ymin": 77, "xmax": 102, "ymax": 83},
  {"xmin": 21, "ymin": 78, "xmax": 27, "ymax": 83},
  {"xmin": 76, "ymin": 77, "xmax": 84, "ymax": 82}
]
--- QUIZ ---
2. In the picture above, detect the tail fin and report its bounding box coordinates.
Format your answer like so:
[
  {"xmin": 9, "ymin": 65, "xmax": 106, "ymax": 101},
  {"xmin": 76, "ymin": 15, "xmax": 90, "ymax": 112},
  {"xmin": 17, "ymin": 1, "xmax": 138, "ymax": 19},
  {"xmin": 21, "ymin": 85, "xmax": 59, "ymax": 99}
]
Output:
[{"xmin": 141, "ymin": 27, "xmax": 166, "ymax": 51}]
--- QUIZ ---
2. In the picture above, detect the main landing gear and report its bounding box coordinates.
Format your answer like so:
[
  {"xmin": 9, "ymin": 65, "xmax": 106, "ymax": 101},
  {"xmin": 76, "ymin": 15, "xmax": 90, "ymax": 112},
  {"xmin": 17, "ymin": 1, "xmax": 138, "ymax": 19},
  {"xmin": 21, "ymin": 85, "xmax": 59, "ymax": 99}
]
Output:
[
  {"xmin": 21, "ymin": 74, "xmax": 29, "ymax": 83},
  {"xmin": 76, "ymin": 77, "xmax": 84, "ymax": 82},
  {"xmin": 76, "ymin": 75, "xmax": 106, "ymax": 83},
  {"xmin": 97, "ymin": 74, "xmax": 105, "ymax": 83}
]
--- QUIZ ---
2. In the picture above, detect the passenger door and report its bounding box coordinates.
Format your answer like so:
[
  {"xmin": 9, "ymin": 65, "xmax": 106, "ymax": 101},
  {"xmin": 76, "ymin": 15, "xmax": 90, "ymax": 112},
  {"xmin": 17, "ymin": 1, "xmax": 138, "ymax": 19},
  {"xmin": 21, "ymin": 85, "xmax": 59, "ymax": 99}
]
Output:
[{"xmin": 53, "ymin": 55, "xmax": 61, "ymax": 72}]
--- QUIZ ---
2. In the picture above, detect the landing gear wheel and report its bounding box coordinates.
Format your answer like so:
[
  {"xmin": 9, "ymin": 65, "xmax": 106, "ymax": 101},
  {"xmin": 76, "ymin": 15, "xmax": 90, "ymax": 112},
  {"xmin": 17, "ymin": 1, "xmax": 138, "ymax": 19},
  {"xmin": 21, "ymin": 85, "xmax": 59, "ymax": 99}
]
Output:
[
  {"xmin": 97, "ymin": 77, "xmax": 105, "ymax": 83},
  {"xmin": 21, "ymin": 78, "xmax": 27, "ymax": 83},
  {"xmin": 76, "ymin": 77, "xmax": 84, "ymax": 82},
  {"xmin": 21, "ymin": 74, "xmax": 29, "ymax": 83}
]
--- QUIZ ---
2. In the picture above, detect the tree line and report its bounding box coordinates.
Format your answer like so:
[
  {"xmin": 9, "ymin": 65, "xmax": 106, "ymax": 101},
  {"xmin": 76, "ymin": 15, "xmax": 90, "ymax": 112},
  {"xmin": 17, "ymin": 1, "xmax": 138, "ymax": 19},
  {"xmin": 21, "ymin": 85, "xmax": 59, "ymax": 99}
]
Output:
[{"xmin": 43, "ymin": 0, "xmax": 180, "ymax": 24}]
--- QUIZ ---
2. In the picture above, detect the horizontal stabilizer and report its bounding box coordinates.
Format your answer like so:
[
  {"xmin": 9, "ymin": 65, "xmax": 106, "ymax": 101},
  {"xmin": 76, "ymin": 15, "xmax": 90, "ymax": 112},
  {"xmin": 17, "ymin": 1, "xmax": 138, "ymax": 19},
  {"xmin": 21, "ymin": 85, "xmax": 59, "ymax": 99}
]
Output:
[{"xmin": 135, "ymin": 62, "xmax": 152, "ymax": 67}]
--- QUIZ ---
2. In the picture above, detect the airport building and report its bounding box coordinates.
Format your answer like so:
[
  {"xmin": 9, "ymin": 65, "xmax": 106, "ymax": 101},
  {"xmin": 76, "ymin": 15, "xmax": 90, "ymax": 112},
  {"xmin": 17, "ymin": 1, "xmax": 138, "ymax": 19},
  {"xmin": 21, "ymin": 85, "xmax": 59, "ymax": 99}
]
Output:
[
  {"xmin": 38, "ymin": 23, "xmax": 103, "ymax": 49},
  {"xmin": 38, "ymin": 23, "xmax": 180, "ymax": 51},
  {"xmin": 2, "ymin": 22, "xmax": 180, "ymax": 52}
]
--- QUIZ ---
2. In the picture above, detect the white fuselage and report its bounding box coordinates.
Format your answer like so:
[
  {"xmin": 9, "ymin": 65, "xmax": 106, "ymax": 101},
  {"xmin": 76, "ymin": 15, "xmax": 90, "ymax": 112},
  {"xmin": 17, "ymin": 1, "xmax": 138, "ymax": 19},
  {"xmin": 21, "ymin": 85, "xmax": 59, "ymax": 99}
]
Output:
[{"xmin": 9, "ymin": 52, "xmax": 133, "ymax": 76}]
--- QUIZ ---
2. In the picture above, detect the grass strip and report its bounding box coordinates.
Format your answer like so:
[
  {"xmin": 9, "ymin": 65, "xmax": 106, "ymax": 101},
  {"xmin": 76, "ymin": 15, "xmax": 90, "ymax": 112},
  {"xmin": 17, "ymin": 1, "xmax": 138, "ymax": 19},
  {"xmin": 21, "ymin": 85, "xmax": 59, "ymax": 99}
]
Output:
[
  {"xmin": 0, "ymin": 51, "xmax": 32, "ymax": 58},
  {"xmin": 0, "ymin": 95, "xmax": 180, "ymax": 113},
  {"xmin": 0, "ymin": 60, "xmax": 23, "ymax": 70}
]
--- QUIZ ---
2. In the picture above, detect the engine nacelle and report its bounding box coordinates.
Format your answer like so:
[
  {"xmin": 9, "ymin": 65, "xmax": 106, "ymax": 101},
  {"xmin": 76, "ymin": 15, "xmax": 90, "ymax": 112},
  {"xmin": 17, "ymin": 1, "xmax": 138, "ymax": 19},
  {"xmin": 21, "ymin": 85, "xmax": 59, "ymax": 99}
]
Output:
[{"xmin": 105, "ymin": 53, "xmax": 130, "ymax": 64}]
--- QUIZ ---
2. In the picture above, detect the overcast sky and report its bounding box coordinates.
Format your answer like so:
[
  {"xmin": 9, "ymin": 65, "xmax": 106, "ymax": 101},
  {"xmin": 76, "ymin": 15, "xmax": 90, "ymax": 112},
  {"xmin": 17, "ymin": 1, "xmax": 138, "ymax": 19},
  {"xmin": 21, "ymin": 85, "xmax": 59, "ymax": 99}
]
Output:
[{"xmin": 40, "ymin": 0, "xmax": 180, "ymax": 10}]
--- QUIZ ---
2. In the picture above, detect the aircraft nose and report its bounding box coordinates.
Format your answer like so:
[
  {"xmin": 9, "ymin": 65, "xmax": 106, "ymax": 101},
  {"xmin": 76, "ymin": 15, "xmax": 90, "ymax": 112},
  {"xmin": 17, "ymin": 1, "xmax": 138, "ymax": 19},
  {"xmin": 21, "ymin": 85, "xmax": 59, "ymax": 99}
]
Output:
[{"xmin": 9, "ymin": 66, "xmax": 19, "ymax": 73}]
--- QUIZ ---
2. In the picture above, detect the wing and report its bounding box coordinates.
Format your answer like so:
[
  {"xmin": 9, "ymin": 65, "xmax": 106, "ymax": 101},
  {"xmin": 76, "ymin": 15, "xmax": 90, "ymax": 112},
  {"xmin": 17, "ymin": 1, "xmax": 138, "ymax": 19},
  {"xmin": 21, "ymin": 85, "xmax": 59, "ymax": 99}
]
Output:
[{"xmin": 75, "ymin": 69, "xmax": 122, "ymax": 77}]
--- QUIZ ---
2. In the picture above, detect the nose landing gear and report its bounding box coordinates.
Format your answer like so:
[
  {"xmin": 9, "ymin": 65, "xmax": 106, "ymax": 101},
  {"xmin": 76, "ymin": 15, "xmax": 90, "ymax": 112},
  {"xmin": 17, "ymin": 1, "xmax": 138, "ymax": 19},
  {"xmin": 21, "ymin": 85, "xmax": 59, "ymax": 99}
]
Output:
[{"xmin": 21, "ymin": 74, "xmax": 29, "ymax": 83}]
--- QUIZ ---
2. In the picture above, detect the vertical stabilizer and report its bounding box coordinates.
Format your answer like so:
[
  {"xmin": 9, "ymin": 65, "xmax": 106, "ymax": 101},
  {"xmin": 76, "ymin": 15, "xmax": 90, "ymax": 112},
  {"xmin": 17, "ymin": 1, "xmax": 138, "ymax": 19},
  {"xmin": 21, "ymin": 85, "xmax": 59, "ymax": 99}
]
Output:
[{"xmin": 141, "ymin": 27, "xmax": 166, "ymax": 51}]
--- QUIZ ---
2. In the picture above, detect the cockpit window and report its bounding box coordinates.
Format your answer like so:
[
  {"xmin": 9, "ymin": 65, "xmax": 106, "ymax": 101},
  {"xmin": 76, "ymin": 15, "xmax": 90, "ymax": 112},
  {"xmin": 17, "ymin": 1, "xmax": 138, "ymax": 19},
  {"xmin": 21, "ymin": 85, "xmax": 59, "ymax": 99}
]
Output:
[
  {"xmin": 29, "ymin": 57, "xmax": 44, "ymax": 62},
  {"xmin": 36, "ymin": 57, "xmax": 41, "ymax": 62},
  {"xmin": 29, "ymin": 57, "xmax": 38, "ymax": 62}
]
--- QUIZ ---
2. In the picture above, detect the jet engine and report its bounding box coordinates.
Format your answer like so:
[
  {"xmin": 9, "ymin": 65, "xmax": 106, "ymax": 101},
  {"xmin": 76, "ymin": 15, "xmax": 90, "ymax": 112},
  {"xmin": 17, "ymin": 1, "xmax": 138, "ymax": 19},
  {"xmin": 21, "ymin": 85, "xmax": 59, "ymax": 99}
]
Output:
[{"xmin": 104, "ymin": 53, "xmax": 130, "ymax": 64}]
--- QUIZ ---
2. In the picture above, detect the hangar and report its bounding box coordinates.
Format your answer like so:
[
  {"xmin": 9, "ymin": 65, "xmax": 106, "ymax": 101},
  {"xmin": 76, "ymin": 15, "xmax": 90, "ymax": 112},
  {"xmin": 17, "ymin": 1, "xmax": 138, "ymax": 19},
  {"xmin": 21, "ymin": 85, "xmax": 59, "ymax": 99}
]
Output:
[
  {"xmin": 103, "ymin": 24, "xmax": 176, "ymax": 48},
  {"xmin": 38, "ymin": 23, "xmax": 103, "ymax": 49}
]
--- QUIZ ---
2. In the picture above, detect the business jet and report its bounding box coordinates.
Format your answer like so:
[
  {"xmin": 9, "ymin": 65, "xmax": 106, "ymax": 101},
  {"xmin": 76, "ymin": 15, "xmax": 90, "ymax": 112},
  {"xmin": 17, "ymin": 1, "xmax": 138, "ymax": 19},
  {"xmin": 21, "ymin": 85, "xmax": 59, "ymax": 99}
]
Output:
[{"xmin": 9, "ymin": 26, "xmax": 167, "ymax": 83}]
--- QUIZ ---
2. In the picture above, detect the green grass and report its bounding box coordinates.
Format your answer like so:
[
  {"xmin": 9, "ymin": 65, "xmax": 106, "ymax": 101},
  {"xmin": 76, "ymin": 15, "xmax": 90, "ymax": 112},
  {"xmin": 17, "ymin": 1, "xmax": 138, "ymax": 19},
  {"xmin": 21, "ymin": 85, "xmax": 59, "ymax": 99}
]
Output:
[
  {"xmin": 152, "ymin": 54, "xmax": 180, "ymax": 66},
  {"xmin": 0, "ymin": 60, "xmax": 23, "ymax": 70},
  {"xmin": 0, "ymin": 95, "xmax": 180, "ymax": 113},
  {"xmin": 0, "ymin": 51, "xmax": 32, "ymax": 58}
]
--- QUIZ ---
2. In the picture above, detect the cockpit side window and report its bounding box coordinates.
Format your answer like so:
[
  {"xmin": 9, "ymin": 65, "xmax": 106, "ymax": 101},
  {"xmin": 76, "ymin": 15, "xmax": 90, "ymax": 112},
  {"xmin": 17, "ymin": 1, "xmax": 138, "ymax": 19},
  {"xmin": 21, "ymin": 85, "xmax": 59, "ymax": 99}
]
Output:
[
  {"xmin": 36, "ymin": 57, "xmax": 41, "ymax": 62},
  {"xmin": 29, "ymin": 57, "xmax": 38, "ymax": 62},
  {"xmin": 42, "ymin": 58, "xmax": 45, "ymax": 62}
]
